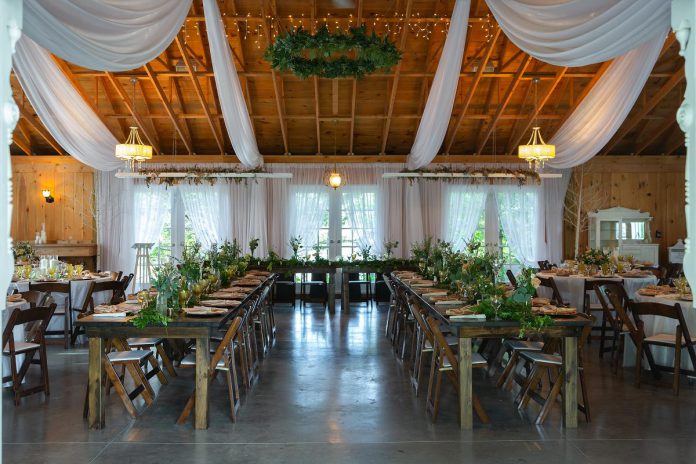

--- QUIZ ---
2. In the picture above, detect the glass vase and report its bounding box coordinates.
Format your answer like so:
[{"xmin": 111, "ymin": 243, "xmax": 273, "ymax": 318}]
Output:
[{"xmin": 156, "ymin": 292, "xmax": 169, "ymax": 316}]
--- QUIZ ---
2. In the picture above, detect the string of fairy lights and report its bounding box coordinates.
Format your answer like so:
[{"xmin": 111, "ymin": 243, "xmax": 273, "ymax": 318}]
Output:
[{"xmin": 181, "ymin": 11, "xmax": 495, "ymax": 50}]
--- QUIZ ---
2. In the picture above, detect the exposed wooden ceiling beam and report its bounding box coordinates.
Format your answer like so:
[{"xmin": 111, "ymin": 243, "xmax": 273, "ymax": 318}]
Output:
[
  {"xmin": 633, "ymin": 116, "xmax": 677, "ymax": 156},
  {"xmin": 144, "ymin": 63, "xmax": 193, "ymax": 155},
  {"xmin": 174, "ymin": 35, "xmax": 225, "ymax": 154},
  {"xmin": 505, "ymin": 67, "xmax": 567, "ymax": 155},
  {"xmin": 379, "ymin": 0, "xmax": 414, "ymax": 155},
  {"xmin": 17, "ymin": 105, "xmax": 65, "ymax": 155},
  {"xmin": 444, "ymin": 29, "xmax": 501, "ymax": 155},
  {"xmin": 11, "ymin": 135, "xmax": 31, "ymax": 156},
  {"xmin": 348, "ymin": 0, "xmax": 363, "ymax": 156},
  {"xmin": 104, "ymin": 73, "xmax": 161, "ymax": 154},
  {"xmin": 260, "ymin": 2, "xmax": 289, "ymax": 155},
  {"xmin": 476, "ymin": 55, "xmax": 532, "ymax": 154},
  {"xmin": 601, "ymin": 67, "xmax": 684, "ymax": 155},
  {"xmin": 660, "ymin": 126, "xmax": 684, "ymax": 156}
]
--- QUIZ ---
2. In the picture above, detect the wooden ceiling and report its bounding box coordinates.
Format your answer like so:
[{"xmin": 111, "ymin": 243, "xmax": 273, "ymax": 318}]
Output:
[{"xmin": 9, "ymin": 0, "xmax": 686, "ymax": 162}]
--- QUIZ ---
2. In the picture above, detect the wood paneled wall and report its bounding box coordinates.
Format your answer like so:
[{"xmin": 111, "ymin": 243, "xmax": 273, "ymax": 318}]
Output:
[
  {"xmin": 563, "ymin": 156, "xmax": 686, "ymax": 264},
  {"xmin": 11, "ymin": 158, "xmax": 95, "ymax": 243}
]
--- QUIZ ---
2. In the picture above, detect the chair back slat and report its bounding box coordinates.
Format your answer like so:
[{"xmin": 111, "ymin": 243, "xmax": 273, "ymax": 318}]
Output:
[
  {"xmin": 506, "ymin": 270, "xmax": 518, "ymax": 288},
  {"xmin": 29, "ymin": 282, "xmax": 70, "ymax": 294},
  {"xmin": 537, "ymin": 276, "xmax": 566, "ymax": 307},
  {"xmin": 20, "ymin": 290, "xmax": 47, "ymax": 308}
]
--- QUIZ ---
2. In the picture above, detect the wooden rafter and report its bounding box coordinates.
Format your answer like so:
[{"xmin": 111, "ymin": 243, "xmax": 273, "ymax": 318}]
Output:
[
  {"xmin": 601, "ymin": 67, "xmax": 684, "ymax": 155},
  {"xmin": 260, "ymin": 2, "xmax": 289, "ymax": 155},
  {"xmin": 11, "ymin": 134, "xmax": 31, "ymax": 156},
  {"xmin": 144, "ymin": 63, "xmax": 193, "ymax": 155},
  {"xmin": 476, "ymin": 55, "xmax": 532, "ymax": 154},
  {"xmin": 444, "ymin": 29, "xmax": 501, "ymax": 154},
  {"xmin": 17, "ymin": 105, "xmax": 65, "ymax": 155},
  {"xmin": 104, "ymin": 73, "xmax": 161, "ymax": 154},
  {"xmin": 174, "ymin": 35, "xmax": 225, "ymax": 154},
  {"xmin": 633, "ymin": 116, "xmax": 677, "ymax": 155},
  {"xmin": 379, "ymin": 0, "xmax": 414, "ymax": 155},
  {"xmin": 136, "ymin": 79, "xmax": 161, "ymax": 149},
  {"xmin": 662, "ymin": 127, "xmax": 685, "ymax": 156},
  {"xmin": 504, "ymin": 67, "xmax": 567, "ymax": 155},
  {"xmin": 51, "ymin": 57, "xmax": 125, "ymax": 141},
  {"xmin": 348, "ymin": 0, "xmax": 363, "ymax": 156}
]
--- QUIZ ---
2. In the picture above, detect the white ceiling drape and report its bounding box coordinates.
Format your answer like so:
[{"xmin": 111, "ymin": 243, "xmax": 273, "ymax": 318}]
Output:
[
  {"xmin": 485, "ymin": 0, "xmax": 670, "ymax": 66},
  {"xmin": 407, "ymin": 0, "xmax": 470, "ymax": 170},
  {"xmin": 202, "ymin": 0, "xmax": 263, "ymax": 167},
  {"xmin": 13, "ymin": 36, "xmax": 123, "ymax": 171},
  {"xmin": 23, "ymin": 0, "xmax": 192, "ymax": 72}
]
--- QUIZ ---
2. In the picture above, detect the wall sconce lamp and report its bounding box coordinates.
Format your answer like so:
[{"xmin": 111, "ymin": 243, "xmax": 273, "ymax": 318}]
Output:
[{"xmin": 42, "ymin": 189, "xmax": 54, "ymax": 203}]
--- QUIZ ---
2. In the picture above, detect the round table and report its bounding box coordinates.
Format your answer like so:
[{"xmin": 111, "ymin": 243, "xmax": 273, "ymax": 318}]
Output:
[{"xmin": 624, "ymin": 292, "xmax": 696, "ymax": 369}]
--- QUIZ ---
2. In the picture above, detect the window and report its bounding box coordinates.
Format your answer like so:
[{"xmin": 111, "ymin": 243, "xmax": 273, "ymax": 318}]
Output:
[
  {"xmin": 341, "ymin": 189, "xmax": 377, "ymax": 259},
  {"xmin": 618, "ymin": 221, "xmax": 645, "ymax": 241}
]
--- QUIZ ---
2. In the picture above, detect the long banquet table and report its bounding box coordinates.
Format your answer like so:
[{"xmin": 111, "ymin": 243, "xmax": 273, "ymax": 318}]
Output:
[
  {"xmin": 77, "ymin": 274, "xmax": 275, "ymax": 430},
  {"xmin": 392, "ymin": 274, "xmax": 592, "ymax": 430}
]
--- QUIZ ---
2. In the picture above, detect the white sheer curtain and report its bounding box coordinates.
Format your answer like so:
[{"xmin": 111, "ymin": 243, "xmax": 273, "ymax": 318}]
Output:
[
  {"xmin": 13, "ymin": 36, "xmax": 122, "ymax": 171},
  {"xmin": 485, "ymin": 0, "xmax": 669, "ymax": 66},
  {"xmin": 96, "ymin": 172, "xmax": 135, "ymax": 274},
  {"xmin": 133, "ymin": 184, "xmax": 170, "ymax": 245},
  {"xmin": 229, "ymin": 181, "xmax": 268, "ymax": 255},
  {"xmin": 496, "ymin": 185, "xmax": 542, "ymax": 266},
  {"xmin": 443, "ymin": 183, "xmax": 488, "ymax": 251},
  {"xmin": 407, "ymin": 0, "xmax": 470, "ymax": 169},
  {"xmin": 342, "ymin": 185, "xmax": 382, "ymax": 255},
  {"xmin": 23, "ymin": 0, "xmax": 191, "ymax": 71},
  {"xmin": 179, "ymin": 183, "xmax": 230, "ymax": 250},
  {"xmin": 541, "ymin": 171, "xmax": 571, "ymax": 263},
  {"xmin": 287, "ymin": 185, "xmax": 329, "ymax": 255},
  {"xmin": 203, "ymin": 0, "xmax": 262, "ymax": 167},
  {"xmin": 547, "ymin": 35, "xmax": 666, "ymax": 168}
]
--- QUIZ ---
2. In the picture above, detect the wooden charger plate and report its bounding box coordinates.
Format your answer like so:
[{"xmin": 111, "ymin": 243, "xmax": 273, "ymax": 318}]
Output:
[
  {"xmin": 200, "ymin": 299, "xmax": 241, "ymax": 308},
  {"xmin": 184, "ymin": 306, "xmax": 227, "ymax": 317}
]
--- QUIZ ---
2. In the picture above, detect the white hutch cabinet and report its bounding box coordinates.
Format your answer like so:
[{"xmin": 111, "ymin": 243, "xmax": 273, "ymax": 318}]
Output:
[{"xmin": 588, "ymin": 207, "xmax": 660, "ymax": 264}]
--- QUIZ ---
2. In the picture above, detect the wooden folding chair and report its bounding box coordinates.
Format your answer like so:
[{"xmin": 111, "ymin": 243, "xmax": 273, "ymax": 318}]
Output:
[
  {"xmin": 517, "ymin": 315, "xmax": 594, "ymax": 425},
  {"xmin": 177, "ymin": 315, "xmax": 244, "ymax": 424},
  {"xmin": 2, "ymin": 304, "xmax": 57, "ymax": 405},
  {"xmin": 537, "ymin": 276, "xmax": 569, "ymax": 307},
  {"xmin": 425, "ymin": 317, "xmax": 489, "ymax": 424},
  {"xmin": 29, "ymin": 282, "xmax": 71, "ymax": 349},
  {"xmin": 594, "ymin": 282, "xmax": 628, "ymax": 370},
  {"xmin": 630, "ymin": 301, "xmax": 696, "ymax": 395}
]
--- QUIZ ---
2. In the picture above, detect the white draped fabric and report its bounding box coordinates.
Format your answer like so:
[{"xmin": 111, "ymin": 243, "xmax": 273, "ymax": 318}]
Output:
[
  {"xmin": 96, "ymin": 172, "xmax": 135, "ymax": 276},
  {"xmin": 485, "ymin": 0, "xmax": 669, "ymax": 66},
  {"xmin": 179, "ymin": 183, "xmax": 231, "ymax": 250},
  {"xmin": 443, "ymin": 184, "xmax": 487, "ymax": 251},
  {"xmin": 496, "ymin": 186, "xmax": 542, "ymax": 266},
  {"xmin": 230, "ymin": 181, "xmax": 268, "ymax": 256},
  {"xmin": 541, "ymin": 170, "xmax": 571, "ymax": 263},
  {"xmin": 547, "ymin": 35, "xmax": 667, "ymax": 168},
  {"xmin": 342, "ymin": 186, "xmax": 381, "ymax": 254},
  {"xmin": 407, "ymin": 0, "xmax": 470, "ymax": 169},
  {"xmin": 23, "ymin": 0, "xmax": 191, "ymax": 71},
  {"xmin": 13, "ymin": 36, "xmax": 122, "ymax": 171},
  {"xmin": 287, "ymin": 185, "xmax": 329, "ymax": 255},
  {"xmin": 203, "ymin": 0, "xmax": 263, "ymax": 167},
  {"xmin": 133, "ymin": 184, "xmax": 170, "ymax": 245}
]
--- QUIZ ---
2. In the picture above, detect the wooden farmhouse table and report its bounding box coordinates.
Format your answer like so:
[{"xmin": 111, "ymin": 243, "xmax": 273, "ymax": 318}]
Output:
[
  {"xmin": 77, "ymin": 275, "xmax": 274, "ymax": 430},
  {"xmin": 392, "ymin": 274, "xmax": 592, "ymax": 430}
]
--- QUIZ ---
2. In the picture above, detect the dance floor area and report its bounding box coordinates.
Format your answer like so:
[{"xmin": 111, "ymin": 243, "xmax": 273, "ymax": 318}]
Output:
[{"xmin": 3, "ymin": 303, "xmax": 695, "ymax": 464}]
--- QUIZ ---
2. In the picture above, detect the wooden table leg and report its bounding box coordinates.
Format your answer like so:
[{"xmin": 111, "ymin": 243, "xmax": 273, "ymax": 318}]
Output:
[
  {"xmin": 458, "ymin": 336, "xmax": 473, "ymax": 430},
  {"xmin": 87, "ymin": 336, "xmax": 105, "ymax": 430},
  {"xmin": 563, "ymin": 335, "xmax": 578, "ymax": 428},
  {"xmin": 194, "ymin": 336, "xmax": 210, "ymax": 430},
  {"xmin": 328, "ymin": 271, "xmax": 336, "ymax": 314}
]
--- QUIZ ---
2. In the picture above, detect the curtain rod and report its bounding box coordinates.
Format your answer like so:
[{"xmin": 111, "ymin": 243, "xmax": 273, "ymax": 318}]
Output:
[
  {"xmin": 381, "ymin": 172, "xmax": 562, "ymax": 179},
  {"xmin": 115, "ymin": 172, "xmax": 293, "ymax": 179}
]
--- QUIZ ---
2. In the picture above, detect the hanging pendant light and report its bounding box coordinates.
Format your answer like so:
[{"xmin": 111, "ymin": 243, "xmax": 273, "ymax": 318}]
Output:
[
  {"xmin": 115, "ymin": 78, "xmax": 152, "ymax": 171},
  {"xmin": 324, "ymin": 119, "xmax": 345, "ymax": 189},
  {"xmin": 518, "ymin": 78, "xmax": 555, "ymax": 171}
]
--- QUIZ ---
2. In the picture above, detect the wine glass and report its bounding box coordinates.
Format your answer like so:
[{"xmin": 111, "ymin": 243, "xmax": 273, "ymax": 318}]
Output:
[{"xmin": 491, "ymin": 295, "xmax": 502, "ymax": 320}]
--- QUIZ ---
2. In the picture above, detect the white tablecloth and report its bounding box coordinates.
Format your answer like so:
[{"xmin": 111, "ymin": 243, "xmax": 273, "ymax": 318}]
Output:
[
  {"xmin": 624, "ymin": 292, "xmax": 696, "ymax": 369},
  {"xmin": 2, "ymin": 300, "xmax": 30, "ymax": 387},
  {"xmin": 536, "ymin": 273, "xmax": 657, "ymax": 312},
  {"xmin": 10, "ymin": 277, "xmax": 114, "ymax": 334}
]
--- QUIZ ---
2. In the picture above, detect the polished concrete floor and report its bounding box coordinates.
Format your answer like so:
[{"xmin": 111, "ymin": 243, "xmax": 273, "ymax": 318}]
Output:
[{"xmin": 3, "ymin": 303, "xmax": 696, "ymax": 463}]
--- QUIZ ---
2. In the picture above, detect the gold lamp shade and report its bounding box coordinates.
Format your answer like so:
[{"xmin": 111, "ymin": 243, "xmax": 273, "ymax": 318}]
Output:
[
  {"xmin": 115, "ymin": 126, "xmax": 153, "ymax": 165},
  {"xmin": 518, "ymin": 126, "xmax": 555, "ymax": 170}
]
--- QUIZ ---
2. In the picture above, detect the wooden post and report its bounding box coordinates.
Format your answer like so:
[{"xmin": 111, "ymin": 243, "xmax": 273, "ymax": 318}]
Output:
[
  {"xmin": 87, "ymin": 336, "xmax": 105, "ymax": 430},
  {"xmin": 563, "ymin": 335, "xmax": 578, "ymax": 428},
  {"xmin": 458, "ymin": 335, "xmax": 473, "ymax": 430},
  {"xmin": 195, "ymin": 336, "xmax": 210, "ymax": 430}
]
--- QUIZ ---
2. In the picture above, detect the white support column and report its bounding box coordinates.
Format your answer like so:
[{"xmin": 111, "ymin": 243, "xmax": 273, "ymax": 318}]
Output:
[
  {"xmin": 673, "ymin": 1, "xmax": 696, "ymax": 307},
  {"xmin": 1, "ymin": 0, "xmax": 23, "ymax": 445}
]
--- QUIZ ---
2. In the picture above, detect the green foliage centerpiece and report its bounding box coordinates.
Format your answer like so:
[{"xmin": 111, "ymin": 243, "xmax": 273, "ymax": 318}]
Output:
[{"xmin": 264, "ymin": 25, "xmax": 402, "ymax": 79}]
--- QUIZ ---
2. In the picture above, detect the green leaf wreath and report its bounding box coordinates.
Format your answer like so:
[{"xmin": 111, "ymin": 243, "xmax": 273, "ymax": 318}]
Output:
[{"xmin": 264, "ymin": 25, "xmax": 402, "ymax": 79}]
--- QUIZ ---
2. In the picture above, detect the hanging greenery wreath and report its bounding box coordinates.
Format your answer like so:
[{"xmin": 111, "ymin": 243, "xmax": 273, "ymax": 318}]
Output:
[{"xmin": 264, "ymin": 25, "xmax": 402, "ymax": 79}]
